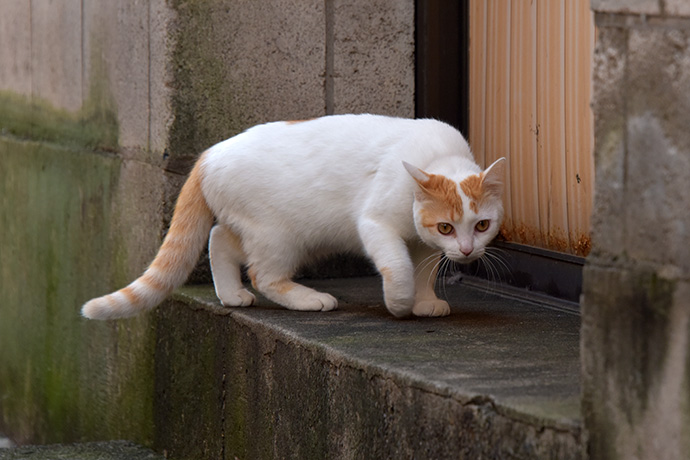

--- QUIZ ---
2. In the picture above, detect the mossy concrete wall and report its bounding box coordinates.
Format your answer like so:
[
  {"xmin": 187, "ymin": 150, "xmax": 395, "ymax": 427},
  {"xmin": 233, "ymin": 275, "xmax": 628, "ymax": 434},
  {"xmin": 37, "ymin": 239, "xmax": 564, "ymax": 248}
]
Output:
[
  {"xmin": 0, "ymin": 0, "xmax": 414, "ymax": 450},
  {"xmin": 582, "ymin": 3, "xmax": 690, "ymax": 459}
]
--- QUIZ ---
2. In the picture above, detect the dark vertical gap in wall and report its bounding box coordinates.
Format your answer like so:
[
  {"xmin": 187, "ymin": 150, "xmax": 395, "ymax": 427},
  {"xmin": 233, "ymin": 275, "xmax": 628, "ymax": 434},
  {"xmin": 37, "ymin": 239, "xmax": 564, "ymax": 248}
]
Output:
[
  {"xmin": 415, "ymin": 1, "xmax": 583, "ymax": 305},
  {"xmin": 325, "ymin": 0, "xmax": 335, "ymax": 115},
  {"xmin": 147, "ymin": 0, "xmax": 152, "ymax": 152},
  {"xmin": 415, "ymin": 0, "xmax": 469, "ymax": 137}
]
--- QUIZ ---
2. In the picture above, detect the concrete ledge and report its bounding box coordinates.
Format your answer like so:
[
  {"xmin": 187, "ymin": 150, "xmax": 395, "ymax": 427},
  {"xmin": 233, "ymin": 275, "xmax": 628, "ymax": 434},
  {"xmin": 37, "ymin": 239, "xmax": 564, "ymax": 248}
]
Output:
[{"xmin": 153, "ymin": 277, "xmax": 581, "ymax": 459}]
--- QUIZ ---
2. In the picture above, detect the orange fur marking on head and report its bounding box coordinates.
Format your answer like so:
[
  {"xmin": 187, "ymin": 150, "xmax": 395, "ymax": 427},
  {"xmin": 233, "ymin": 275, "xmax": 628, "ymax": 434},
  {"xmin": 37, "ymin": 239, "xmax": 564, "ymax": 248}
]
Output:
[
  {"xmin": 416, "ymin": 173, "xmax": 464, "ymax": 221},
  {"xmin": 459, "ymin": 173, "xmax": 484, "ymax": 214}
]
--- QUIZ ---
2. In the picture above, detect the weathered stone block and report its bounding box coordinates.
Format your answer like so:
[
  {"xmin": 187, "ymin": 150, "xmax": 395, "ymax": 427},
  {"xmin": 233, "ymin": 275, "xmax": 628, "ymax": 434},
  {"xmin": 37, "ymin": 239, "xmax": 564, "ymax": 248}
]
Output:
[
  {"xmin": 590, "ymin": 0, "xmax": 660, "ymax": 15},
  {"xmin": 166, "ymin": 0, "xmax": 326, "ymax": 173},
  {"xmin": 332, "ymin": 0, "xmax": 415, "ymax": 116},
  {"xmin": 588, "ymin": 26, "xmax": 628, "ymax": 264},
  {"xmin": 0, "ymin": 0, "xmax": 31, "ymax": 96},
  {"xmin": 30, "ymin": 0, "xmax": 83, "ymax": 112},
  {"xmin": 665, "ymin": 0, "xmax": 690, "ymax": 17},
  {"xmin": 83, "ymin": 0, "xmax": 153, "ymax": 158},
  {"xmin": 152, "ymin": 288, "xmax": 582, "ymax": 460},
  {"xmin": 149, "ymin": 0, "xmax": 176, "ymax": 155},
  {"xmin": 582, "ymin": 264, "xmax": 690, "ymax": 460},
  {"xmin": 625, "ymin": 28, "xmax": 690, "ymax": 274}
]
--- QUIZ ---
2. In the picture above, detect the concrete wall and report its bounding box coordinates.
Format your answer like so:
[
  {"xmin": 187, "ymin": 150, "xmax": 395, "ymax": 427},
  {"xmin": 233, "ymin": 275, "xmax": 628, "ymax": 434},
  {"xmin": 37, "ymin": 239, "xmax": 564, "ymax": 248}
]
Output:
[
  {"xmin": 582, "ymin": 2, "xmax": 690, "ymax": 459},
  {"xmin": 0, "ymin": 0, "xmax": 414, "ymax": 447}
]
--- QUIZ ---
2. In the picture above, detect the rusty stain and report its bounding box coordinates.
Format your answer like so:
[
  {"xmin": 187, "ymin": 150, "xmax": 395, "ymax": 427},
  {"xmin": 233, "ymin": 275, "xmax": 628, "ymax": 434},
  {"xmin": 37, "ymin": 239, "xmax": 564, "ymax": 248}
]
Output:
[
  {"xmin": 498, "ymin": 223, "xmax": 591, "ymax": 257},
  {"xmin": 573, "ymin": 234, "xmax": 592, "ymax": 257}
]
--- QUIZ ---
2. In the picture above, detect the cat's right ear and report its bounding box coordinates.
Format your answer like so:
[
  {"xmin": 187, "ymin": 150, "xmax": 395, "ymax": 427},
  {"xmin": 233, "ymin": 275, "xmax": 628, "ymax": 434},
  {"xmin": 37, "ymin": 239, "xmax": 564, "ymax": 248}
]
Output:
[{"xmin": 403, "ymin": 161, "xmax": 430, "ymax": 184}]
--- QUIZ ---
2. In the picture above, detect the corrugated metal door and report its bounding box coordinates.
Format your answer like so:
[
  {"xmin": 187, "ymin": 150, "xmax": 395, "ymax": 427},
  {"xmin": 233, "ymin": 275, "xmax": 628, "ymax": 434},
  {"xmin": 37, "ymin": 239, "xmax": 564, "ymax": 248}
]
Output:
[{"xmin": 469, "ymin": 0, "xmax": 595, "ymax": 256}]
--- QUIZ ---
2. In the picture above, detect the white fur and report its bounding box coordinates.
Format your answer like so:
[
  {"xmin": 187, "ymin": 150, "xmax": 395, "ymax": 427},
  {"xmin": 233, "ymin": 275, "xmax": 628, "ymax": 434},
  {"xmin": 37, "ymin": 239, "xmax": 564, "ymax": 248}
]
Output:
[
  {"xmin": 201, "ymin": 114, "xmax": 505, "ymax": 318},
  {"xmin": 82, "ymin": 114, "xmax": 504, "ymax": 320}
]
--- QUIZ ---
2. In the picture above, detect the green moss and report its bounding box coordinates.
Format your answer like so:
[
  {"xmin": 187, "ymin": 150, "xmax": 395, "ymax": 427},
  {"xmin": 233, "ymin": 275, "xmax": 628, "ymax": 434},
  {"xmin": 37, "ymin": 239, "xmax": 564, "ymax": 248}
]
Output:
[
  {"xmin": 0, "ymin": 31, "xmax": 118, "ymax": 152},
  {"xmin": 0, "ymin": 139, "xmax": 155, "ymax": 446},
  {"xmin": 0, "ymin": 91, "xmax": 118, "ymax": 152}
]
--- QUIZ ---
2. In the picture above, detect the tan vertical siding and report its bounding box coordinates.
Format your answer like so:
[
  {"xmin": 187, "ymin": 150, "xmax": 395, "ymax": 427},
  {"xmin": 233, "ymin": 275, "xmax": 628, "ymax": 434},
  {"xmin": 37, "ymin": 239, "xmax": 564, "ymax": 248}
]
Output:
[{"xmin": 469, "ymin": 0, "xmax": 594, "ymax": 256}]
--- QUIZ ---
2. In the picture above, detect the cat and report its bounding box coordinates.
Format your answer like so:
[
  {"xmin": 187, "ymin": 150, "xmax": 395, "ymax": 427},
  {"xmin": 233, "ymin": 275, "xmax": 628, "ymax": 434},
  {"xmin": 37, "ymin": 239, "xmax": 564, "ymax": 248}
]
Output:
[{"xmin": 82, "ymin": 114, "xmax": 505, "ymax": 320}]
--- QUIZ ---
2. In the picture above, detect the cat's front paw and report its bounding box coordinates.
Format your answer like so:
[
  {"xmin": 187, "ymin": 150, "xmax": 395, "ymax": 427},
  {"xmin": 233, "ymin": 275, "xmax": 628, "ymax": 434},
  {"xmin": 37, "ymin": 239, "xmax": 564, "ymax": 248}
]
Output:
[
  {"xmin": 218, "ymin": 288, "xmax": 256, "ymax": 307},
  {"xmin": 384, "ymin": 298, "xmax": 414, "ymax": 318},
  {"xmin": 291, "ymin": 292, "xmax": 338, "ymax": 312},
  {"xmin": 413, "ymin": 299, "xmax": 451, "ymax": 317}
]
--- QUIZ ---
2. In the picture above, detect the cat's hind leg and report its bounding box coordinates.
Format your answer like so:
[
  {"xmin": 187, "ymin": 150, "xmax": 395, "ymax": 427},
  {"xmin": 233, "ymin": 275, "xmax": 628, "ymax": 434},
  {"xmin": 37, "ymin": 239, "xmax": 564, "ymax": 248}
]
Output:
[
  {"xmin": 209, "ymin": 225, "xmax": 256, "ymax": 307},
  {"xmin": 246, "ymin": 261, "xmax": 337, "ymax": 312}
]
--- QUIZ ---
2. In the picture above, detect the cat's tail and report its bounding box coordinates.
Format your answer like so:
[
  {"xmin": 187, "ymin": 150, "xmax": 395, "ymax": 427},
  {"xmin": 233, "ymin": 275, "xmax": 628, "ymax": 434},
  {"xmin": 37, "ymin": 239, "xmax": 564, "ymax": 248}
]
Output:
[{"xmin": 81, "ymin": 157, "xmax": 214, "ymax": 320}]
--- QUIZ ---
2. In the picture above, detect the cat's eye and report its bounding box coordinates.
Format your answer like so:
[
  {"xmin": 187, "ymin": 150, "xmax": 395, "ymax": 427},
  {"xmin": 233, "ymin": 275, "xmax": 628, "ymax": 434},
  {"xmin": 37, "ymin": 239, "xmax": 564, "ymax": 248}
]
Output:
[
  {"xmin": 475, "ymin": 220, "xmax": 490, "ymax": 232},
  {"xmin": 437, "ymin": 223, "xmax": 454, "ymax": 235}
]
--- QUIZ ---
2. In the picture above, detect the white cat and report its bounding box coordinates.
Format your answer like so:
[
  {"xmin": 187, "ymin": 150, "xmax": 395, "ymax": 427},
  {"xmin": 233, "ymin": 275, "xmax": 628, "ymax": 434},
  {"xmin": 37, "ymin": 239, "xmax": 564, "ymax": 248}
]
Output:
[{"xmin": 82, "ymin": 114, "xmax": 505, "ymax": 320}]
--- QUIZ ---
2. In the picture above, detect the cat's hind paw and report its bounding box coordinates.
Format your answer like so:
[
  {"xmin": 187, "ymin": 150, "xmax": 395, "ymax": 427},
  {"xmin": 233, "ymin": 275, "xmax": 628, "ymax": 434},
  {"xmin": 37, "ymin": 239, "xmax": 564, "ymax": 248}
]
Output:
[
  {"xmin": 218, "ymin": 288, "xmax": 256, "ymax": 307},
  {"xmin": 413, "ymin": 299, "xmax": 451, "ymax": 317}
]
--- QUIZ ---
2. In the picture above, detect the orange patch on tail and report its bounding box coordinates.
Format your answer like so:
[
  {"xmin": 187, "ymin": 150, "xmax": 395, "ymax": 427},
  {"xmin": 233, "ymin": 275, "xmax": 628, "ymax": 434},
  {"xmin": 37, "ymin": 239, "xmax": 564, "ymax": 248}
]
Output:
[
  {"xmin": 150, "ymin": 152, "xmax": 212, "ymax": 276},
  {"xmin": 120, "ymin": 286, "xmax": 140, "ymax": 304},
  {"xmin": 140, "ymin": 271, "xmax": 169, "ymax": 292}
]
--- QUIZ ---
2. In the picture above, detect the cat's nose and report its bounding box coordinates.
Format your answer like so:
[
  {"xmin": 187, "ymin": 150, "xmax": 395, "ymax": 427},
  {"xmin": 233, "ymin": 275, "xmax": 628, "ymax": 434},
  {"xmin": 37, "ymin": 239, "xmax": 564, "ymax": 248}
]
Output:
[{"xmin": 458, "ymin": 240, "xmax": 473, "ymax": 256}]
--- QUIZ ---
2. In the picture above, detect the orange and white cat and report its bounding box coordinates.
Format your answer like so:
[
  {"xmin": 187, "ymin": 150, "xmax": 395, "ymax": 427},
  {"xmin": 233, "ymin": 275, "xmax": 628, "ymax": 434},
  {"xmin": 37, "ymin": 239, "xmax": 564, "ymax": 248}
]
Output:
[{"xmin": 82, "ymin": 114, "xmax": 505, "ymax": 320}]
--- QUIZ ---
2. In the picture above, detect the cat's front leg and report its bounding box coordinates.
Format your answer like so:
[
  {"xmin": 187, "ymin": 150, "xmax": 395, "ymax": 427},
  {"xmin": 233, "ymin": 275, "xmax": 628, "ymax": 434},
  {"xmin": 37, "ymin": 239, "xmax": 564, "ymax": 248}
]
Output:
[
  {"xmin": 358, "ymin": 219, "xmax": 416, "ymax": 317},
  {"xmin": 408, "ymin": 240, "xmax": 451, "ymax": 317}
]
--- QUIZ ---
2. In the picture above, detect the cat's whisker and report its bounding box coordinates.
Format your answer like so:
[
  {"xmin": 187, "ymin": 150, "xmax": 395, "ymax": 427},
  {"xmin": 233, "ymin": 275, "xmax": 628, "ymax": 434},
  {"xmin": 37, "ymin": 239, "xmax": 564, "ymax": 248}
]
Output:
[
  {"xmin": 415, "ymin": 251, "xmax": 443, "ymax": 274},
  {"xmin": 485, "ymin": 251, "xmax": 510, "ymax": 278},
  {"xmin": 483, "ymin": 248, "xmax": 511, "ymax": 282},
  {"xmin": 414, "ymin": 251, "xmax": 443, "ymax": 284},
  {"xmin": 477, "ymin": 255, "xmax": 492, "ymax": 283},
  {"xmin": 476, "ymin": 249, "xmax": 510, "ymax": 290},
  {"xmin": 433, "ymin": 258, "xmax": 443, "ymax": 298},
  {"xmin": 425, "ymin": 256, "xmax": 445, "ymax": 291},
  {"xmin": 438, "ymin": 257, "xmax": 454, "ymax": 303}
]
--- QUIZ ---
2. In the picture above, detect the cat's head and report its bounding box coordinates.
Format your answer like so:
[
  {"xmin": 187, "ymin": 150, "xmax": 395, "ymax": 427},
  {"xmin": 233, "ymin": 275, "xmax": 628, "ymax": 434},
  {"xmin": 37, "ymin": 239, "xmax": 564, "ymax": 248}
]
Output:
[{"xmin": 404, "ymin": 158, "xmax": 506, "ymax": 263}]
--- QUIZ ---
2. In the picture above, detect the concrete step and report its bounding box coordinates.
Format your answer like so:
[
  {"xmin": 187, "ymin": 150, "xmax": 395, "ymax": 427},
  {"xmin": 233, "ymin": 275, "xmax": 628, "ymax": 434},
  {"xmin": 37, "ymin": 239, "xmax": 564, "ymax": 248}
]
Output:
[
  {"xmin": 153, "ymin": 276, "xmax": 582, "ymax": 459},
  {"xmin": 1, "ymin": 276, "xmax": 581, "ymax": 459},
  {"xmin": 0, "ymin": 441, "xmax": 164, "ymax": 460}
]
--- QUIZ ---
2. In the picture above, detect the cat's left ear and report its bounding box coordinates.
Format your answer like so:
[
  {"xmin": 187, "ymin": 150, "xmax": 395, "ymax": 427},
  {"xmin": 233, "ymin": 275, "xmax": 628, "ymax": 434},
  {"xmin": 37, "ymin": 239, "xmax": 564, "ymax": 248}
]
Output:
[
  {"xmin": 482, "ymin": 157, "xmax": 507, "ymax": 198},
  {"xmin": 402, "ymin": 161, "xmax": 430, "ymax": 184}
]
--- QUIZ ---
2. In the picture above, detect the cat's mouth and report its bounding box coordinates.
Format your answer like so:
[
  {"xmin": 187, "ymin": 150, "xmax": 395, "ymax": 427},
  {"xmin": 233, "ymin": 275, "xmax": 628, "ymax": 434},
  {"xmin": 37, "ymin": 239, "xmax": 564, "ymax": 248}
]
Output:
[{"xmin": 445, "ymin": 251, "xmax": 482, "ymax": 264}]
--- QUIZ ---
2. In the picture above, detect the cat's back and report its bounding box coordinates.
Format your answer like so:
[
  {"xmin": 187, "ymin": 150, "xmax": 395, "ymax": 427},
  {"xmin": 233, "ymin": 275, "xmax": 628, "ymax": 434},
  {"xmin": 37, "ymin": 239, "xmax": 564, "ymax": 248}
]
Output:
[{"xmin": 208, "ymin": 114, "xmax": 467, "ymax": 166}]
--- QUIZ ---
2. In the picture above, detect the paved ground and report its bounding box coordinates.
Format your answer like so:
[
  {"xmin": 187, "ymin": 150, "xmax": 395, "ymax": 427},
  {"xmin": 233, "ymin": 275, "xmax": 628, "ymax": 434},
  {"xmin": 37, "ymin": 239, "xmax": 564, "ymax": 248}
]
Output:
[
  {"xmin": 0, "ymin": 433, "xmax": 13, "ymax": 449},
  {"xmin": 0, "ymin": 441, "xmax": 163, "ymax": 459}
]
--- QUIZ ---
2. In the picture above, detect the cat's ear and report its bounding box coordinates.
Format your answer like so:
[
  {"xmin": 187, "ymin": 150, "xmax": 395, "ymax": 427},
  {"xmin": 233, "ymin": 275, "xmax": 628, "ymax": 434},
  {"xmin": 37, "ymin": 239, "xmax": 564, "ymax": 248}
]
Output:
[
  {"xmin": 482, "ymin": 157, "xmax": 507, "ymax": 198},
  {"xmin": 403, "ymin": 161, "xmax": 430, "ymax": 184}
]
